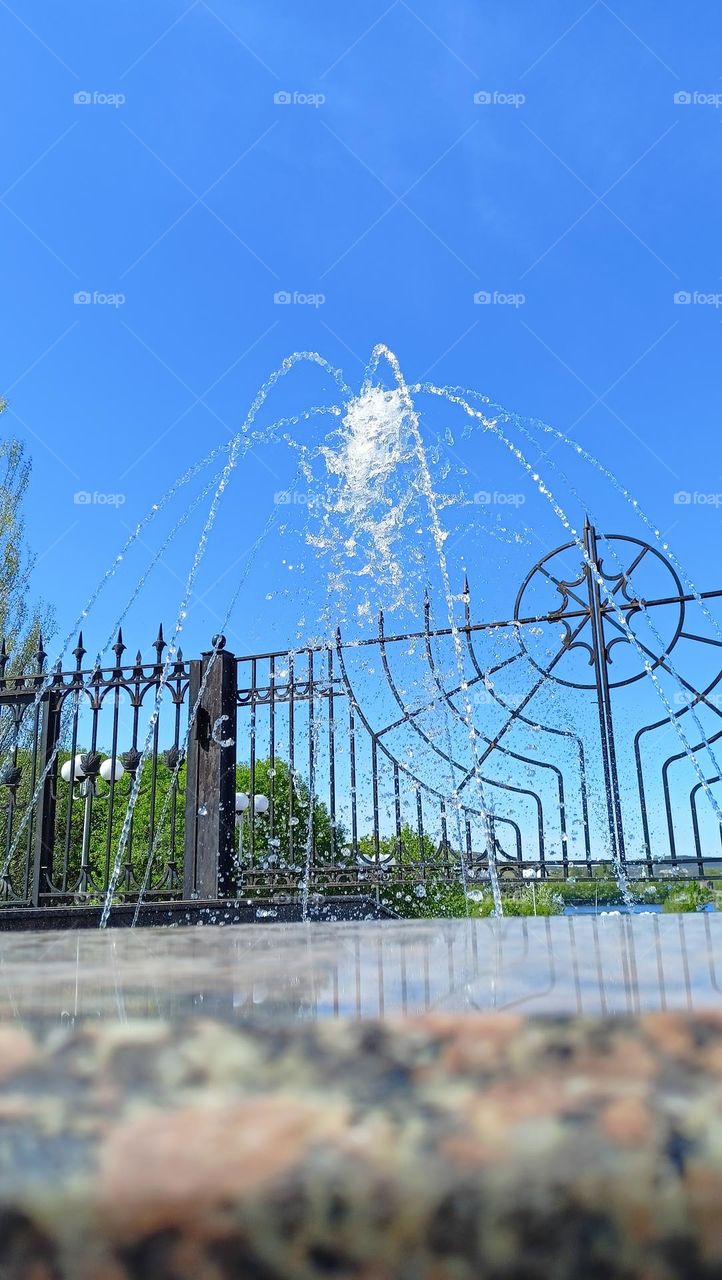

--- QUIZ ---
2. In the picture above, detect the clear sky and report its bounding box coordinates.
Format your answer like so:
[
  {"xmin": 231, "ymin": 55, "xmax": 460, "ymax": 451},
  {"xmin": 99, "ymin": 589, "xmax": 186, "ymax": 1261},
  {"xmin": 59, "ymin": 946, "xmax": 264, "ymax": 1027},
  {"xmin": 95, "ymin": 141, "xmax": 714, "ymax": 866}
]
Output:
[{"xmin": 2, "ymin": 1, "xmax": 722, "ymax": 665}]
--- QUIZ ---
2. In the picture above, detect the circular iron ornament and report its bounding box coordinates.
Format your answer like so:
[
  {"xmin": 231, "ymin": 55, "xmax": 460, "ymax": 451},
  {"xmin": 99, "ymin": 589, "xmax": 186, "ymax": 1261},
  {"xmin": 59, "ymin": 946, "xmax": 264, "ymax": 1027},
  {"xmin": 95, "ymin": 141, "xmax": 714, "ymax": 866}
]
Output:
[{"xmin": 513, "ymin": 533, "xmax": 687, "ymax": 690}]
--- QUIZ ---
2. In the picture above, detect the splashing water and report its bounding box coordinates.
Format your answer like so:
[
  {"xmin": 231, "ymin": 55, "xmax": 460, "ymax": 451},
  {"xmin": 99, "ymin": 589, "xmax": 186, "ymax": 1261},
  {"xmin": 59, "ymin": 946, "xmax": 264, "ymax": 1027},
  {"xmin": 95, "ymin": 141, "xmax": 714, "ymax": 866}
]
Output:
[
  {"xmin": 6, "ymin": 344, "xmax": 722, "ymax": 925},
  {"xmin": 419, "ymin": 382, "xmax": 722, "ymax": 850}
]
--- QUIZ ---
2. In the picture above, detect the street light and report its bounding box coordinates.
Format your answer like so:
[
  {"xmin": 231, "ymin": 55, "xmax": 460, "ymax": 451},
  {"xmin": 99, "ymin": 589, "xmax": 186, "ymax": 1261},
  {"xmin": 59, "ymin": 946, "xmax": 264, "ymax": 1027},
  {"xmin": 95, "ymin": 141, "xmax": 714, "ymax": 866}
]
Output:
[
  {"xmin": 100, "ymin": 756, "xmax": 125, "ymax": 783},
  {"xmin": 60, "ymin": 754, "xmax": 126, "ymax": 785},
  {"xmin": 60, "ymin": 755, "xmax": 85, "ymax": 783},
  {"xmin": 234, "ymin": 792, "xmax": 269, "ymax": 889},
  {"xmin": 61, "ymin": 754, "xmax": 125, "ymax": 788},
  {"xmin": 60, "ymin": 753, "xmax": 126, "ymax": 892},
  {"xmin": 235, "ymin": 792, "xmax": 269, "ymax": 817}
]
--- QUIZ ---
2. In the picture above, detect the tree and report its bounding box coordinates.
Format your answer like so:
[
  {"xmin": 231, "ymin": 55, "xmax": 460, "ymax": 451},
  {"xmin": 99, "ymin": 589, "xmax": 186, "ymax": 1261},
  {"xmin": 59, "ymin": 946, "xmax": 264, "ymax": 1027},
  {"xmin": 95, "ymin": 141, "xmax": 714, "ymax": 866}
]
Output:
[
  {"xmin": 54, "ymin": 752, "xmax": 185, "ymax": 897},
  {"xmin": 0, "ymin": 409, "xmax": 54, "ymax": 677},
  {"xmin": 44, "ymin": 753, "xmax": 341, "ymax": 899},
  {"xmin": 235, "ymin": 757, "xmax": 341, "ymax": 871},
  {"xmin": 0, "ymin": 417, "xmax": 55, "ymax": 872}
]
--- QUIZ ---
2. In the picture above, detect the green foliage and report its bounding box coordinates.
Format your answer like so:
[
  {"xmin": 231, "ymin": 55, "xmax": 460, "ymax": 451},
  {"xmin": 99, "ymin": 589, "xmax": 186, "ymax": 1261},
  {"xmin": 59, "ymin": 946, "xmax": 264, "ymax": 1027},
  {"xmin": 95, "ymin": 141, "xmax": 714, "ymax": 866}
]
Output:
[
  {"xmin": 51, "ymin": 753, "xmax": 184, "ymax": 896},
  {"xmin": 382, "ymin": 877, "xmax": 565, "ymax": 919},
  {"xmin": 0, "ymin": 425, "xmax": 53, "ymax": 680},
  {"xmin": 48, "ymin": 753, "xmax": 340, "ymax": 895},
  {"xmin": 0, "ymin": 424, "xmax": 54, "ymax": 760},
  {"xmin": 553, "ymin": 877, "xmax": 624, "ymax": 905},
  {"xmin": 365, "ymin": 825, "xmax": 567, "ymax": 918},
  {"xmin": 236, "ymin": 757, "xmax": 341, "ymax": 870},
  {"xmin": 661, "ymin": 880, "xmax": 714, "ymax": 913},
  {"xmin": 496, "ymin": 885, "xmax": 563, "ymax": 916},
  {"xmin": 0, "ymin": 746, "xmax": 38, "ymax": 898},
  {"xmin": 554, "ymin": 875, "xmax": 720, "ymax": 912},
  {"xmin": 383, "ymin": 876, "xmax": 471, "ymax": 919},
  {"xmin": 5, "ymin": 729, "xmax": 722, "ymax": 918}
]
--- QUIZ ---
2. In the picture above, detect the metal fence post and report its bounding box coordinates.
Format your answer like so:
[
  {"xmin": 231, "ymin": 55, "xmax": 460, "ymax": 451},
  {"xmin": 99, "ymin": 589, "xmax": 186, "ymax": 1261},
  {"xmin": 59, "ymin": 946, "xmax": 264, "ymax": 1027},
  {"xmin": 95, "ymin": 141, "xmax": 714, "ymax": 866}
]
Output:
[
  {"xmin": 32, "ymin": 690, "xmax": 63, "ymax": 905},
  {"xmin": 183, "ymin": 635, "xmax": 237, "ymax": 900}
]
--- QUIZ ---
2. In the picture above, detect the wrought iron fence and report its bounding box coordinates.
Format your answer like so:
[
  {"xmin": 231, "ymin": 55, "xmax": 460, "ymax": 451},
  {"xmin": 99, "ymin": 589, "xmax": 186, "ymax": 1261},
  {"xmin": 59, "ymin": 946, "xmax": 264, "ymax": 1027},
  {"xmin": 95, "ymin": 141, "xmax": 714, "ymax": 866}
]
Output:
[{"xmin": 2, "ymin": 520, "xmax": 722, "ymax": 912}]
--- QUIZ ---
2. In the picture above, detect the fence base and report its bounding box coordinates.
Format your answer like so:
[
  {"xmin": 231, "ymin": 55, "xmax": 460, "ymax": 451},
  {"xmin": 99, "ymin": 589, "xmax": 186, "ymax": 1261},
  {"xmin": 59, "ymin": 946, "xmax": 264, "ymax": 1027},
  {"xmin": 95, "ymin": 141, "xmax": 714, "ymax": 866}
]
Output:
[{"xmin": 0, "ymin": 896, "xmax": 396, "ymax": 931}]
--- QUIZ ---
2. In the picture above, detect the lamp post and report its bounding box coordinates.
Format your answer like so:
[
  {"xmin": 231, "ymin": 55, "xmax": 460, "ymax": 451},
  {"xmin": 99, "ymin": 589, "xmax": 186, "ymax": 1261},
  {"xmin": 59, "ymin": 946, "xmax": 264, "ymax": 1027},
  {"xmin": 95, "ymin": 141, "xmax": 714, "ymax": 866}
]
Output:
[
  {"xmin": 61, "ymin": 753, "xmax": 125, "ymax": 893},
  {"xmin": 234, "ymin": 792, "xmax": 269, "ymax": 889}
]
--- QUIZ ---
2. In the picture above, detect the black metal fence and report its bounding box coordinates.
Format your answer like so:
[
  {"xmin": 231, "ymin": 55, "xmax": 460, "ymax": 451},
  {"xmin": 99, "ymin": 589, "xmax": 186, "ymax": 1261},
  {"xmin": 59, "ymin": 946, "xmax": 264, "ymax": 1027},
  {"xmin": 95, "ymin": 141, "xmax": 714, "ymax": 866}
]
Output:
[{"xmin": 2, "ymin": 520, "xmax": 722, "ymax": 912}]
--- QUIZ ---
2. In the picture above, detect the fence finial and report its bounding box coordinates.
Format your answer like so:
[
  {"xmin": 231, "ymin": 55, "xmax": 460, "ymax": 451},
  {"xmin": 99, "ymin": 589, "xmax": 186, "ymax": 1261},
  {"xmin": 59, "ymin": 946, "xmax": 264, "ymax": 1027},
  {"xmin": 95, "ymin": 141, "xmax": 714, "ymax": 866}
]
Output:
[
  {"xmin": 153, "ymin": 623, "xmax": 167, "ymax": 663},
  {"xmin": 73, "ymin": 632, "xmax": 86, "ymax": 668},
  {"xmin": 35, "ymin": 631, "xmax": 46, "ymax": 673},
  {"xmin": 113, "ymin": 627, "xmax": 126, "ymax": 666}
]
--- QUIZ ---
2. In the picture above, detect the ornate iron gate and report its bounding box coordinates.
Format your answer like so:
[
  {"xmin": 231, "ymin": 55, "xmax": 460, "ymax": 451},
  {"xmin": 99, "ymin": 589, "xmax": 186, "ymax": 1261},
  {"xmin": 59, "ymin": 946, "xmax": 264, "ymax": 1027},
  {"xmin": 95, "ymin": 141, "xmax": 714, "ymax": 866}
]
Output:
[{"xmin": 2, "ymin": 520, "xmax": 722, "ymax": 908}]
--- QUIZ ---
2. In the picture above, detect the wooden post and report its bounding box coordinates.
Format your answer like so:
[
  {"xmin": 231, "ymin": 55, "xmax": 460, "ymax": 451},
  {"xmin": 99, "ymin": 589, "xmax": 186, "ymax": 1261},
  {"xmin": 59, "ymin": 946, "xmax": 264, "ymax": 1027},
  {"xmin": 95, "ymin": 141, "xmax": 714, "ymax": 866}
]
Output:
[
  {"xmin": 183, "ymin": 636, "xmax": 237, "ymax": 900},
  {"xmin": 32, "ymin": 691, "xmax": 62, "ymax": 905}
]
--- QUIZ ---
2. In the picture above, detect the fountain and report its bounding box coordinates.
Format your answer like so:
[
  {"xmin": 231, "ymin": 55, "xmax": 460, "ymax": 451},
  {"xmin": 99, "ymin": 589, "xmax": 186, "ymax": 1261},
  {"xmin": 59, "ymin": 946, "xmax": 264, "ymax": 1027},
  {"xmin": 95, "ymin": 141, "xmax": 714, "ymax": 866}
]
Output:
[
  {"xmin": 2, "ymin": 344, "xmax": 722, "ymax": 922},
  {"xmin": 3, "ymin": 349, "xmax": 722, "ymax": 1276}
]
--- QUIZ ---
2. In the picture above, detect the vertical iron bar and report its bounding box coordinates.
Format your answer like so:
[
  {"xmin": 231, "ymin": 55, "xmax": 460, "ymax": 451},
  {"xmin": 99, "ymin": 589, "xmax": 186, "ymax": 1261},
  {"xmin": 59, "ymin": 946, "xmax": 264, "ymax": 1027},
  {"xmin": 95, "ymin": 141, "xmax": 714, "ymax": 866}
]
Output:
[
  {"xmin": 249, "ymin": 657, "xmax": 257, "ymax": 860},
  {"xmin": 288, "ymin": 654, "xmax": 295, "ymax": 868},
  {"xmin": 32, "ymin": 690, "xmax": 62, "ymax": 906},
  {"xmin": 393, "ymin": 763, "xmax": 402, "ymax": 862},
  {"xmin": 327, "ymin": 649, "xmax": 337, "ymax": 861},
  {"xmin": 23, "ymin": 699, "xmax": 41, "ymax": 902},
  {"xmin": 168, "ymin": 700, "xmax": 182, "ymax": 889},
  {"xmin": 269, "ymin": 656, "xmax": 276, "ymax": 844},
  {"xmin": 416, "ymin": 788, "xmax": 425, "ymax": 872},
  {"xmin": 371, "ymin": 738, "xmax": 380, "ymax": 864},
  {"xmin": 141, "ymin": 715, "xmax": 160, "ymax": 892},
  {"xmin": 440, "ymin": 799, "xmax": 450, "ymax": 873},
  {"xmin": 104, "ymin": 685, "xmax": 121, "ymax": 890},
  {"xmin": 126, "ymin": 678, "xmax": 141, "ymax": 893},
  {"xmin": 349, "ymin": 705, "xmax": 358, "ymax": 860},
  {"xmin": 584, "ymin": 520, "xmax": 627, "ymax": 867},
  {"xmin": 308, "ymin": 650, "xmax": 315, "ymax": 867},
  {"xmin": 79, "ymin": 696, "xmax": 100, "ymax": 893},
  {"xmin": 62, "ymin": 690, "xmax": 81, "ymax": 892}
]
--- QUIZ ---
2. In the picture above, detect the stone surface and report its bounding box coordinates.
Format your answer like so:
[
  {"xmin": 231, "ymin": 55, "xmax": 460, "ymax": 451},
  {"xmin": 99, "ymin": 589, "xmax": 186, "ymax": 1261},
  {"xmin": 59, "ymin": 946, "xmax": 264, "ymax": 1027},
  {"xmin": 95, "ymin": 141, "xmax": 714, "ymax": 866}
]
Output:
[{"xmin": 2, "ymin": 917, "xmax": 722, "ymax": 1278}]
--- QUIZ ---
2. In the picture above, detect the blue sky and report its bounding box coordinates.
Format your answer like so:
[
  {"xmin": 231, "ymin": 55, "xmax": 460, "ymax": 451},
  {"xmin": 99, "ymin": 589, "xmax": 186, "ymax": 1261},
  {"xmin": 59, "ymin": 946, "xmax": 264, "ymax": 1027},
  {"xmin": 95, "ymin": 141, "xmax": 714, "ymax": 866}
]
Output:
[{"xmin": 2, "ymin": 0, "xmax": 722, "ymax": 664}]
